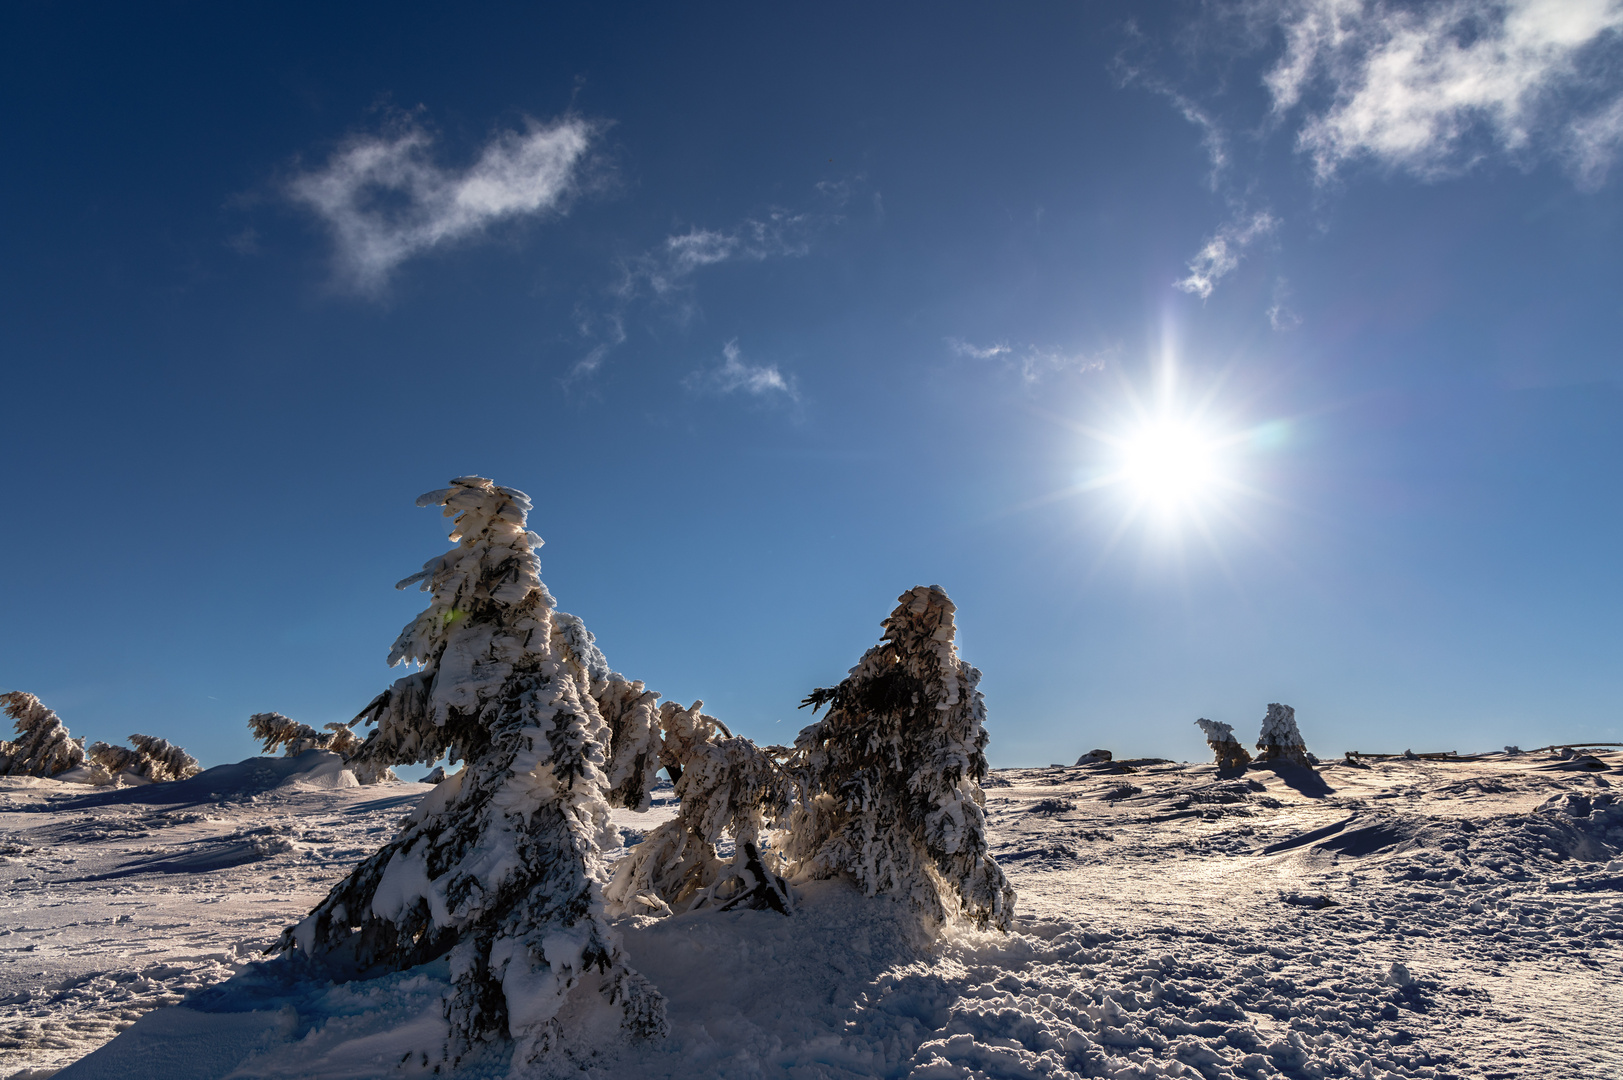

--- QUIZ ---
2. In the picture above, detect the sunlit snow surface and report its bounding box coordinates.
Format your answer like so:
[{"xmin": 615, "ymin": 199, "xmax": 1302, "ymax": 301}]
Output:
[{"xmin": 3, "ymin": 750, "xmax": 1620, "ymax": 1079}]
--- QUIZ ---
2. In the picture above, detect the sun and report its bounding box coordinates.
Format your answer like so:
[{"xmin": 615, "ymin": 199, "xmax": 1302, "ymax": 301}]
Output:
[{"xmin": 1119, "ymin": 420, "xmax": 1219, "ymax": 507}]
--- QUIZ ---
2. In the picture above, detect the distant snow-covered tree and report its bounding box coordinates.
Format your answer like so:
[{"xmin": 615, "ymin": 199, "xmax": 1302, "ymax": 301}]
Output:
[
  {"xmin": 1195, "ymin": 719, "xmax": 1253, "ymax": 771},
  {"xmin": 0, "ymin": 692, "xmax": 86, "ymax": 778},
  {"xmin": 783, "ymin": 586, "xmax": 1016, "ymax": 932},
  {"xmin": 88, "ymin": 734, "xmax": 202, "ymax": 783},
  {"xmin": 246, "ymin": 712, "xmax": 386, "ymax": 781},
  {"xmin": 606, "ymin": 700, "xmax": 793, "ymax": 918},
  {"xmin": 276, "ymin": 477, "xmax": 665, "ymax": 1069},
  {"xmin": 247, "ymin": 712, "xmax": 328, "ymax": 756},
  {"xmin": 1256, "ymin": 703, "xmax": 1314, "ymax": 767}
]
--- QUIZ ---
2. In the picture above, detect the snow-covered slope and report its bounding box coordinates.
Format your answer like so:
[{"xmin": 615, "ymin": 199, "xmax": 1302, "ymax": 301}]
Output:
[{"xmin": 4, "ymin": 750, "xmax": 1619, "ymax": 1079}]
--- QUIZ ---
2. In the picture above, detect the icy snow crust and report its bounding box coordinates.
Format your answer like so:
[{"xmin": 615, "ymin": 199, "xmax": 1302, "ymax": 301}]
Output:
[{"xmin": 4, "ymin": 749, "xmax": 1618, "ymax": 1079}]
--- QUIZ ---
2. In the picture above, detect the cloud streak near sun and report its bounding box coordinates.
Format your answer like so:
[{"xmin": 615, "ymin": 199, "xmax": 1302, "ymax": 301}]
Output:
[{"xmin": 289, "ymin": 115, "xmax": 596, "ymax": 294}]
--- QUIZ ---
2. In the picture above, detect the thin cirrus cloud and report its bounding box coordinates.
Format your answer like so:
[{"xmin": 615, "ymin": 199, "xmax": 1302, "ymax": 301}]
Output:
[
  {"xmin": 1265, "ymin": 0, "xmax": 1623, "ymax": 184},
  {"xmin": 947, "ymin": 338, "xmax": 1110, "ymax": 383},
  {"xmin": 572, "ymin": 190, "xmax": 849, "ymax": 381},
  {"xmin": 627, "ymin": 212, "xmax": 818, "ymax": 300},
  {"xmin": 1174, "ymin": 210, "xmax": 1279, "ymax": 300},
  {"xmin": 287, "ymin": 115, "xmax": 596, "ymax": 294},
  {"xmin": 684, "ymin": 339, "xmax": 798, "ymax": 400}
]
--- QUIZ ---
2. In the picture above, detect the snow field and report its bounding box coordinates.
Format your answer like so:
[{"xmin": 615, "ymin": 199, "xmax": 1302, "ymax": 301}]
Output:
[{"xmin": 2, "ymin": 749, "xmax": 1619, "ymax": 1079}]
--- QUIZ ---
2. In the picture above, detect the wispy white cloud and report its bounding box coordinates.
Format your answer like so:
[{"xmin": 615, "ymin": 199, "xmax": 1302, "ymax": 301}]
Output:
[
  {"xmin": 947, "ymin": 337, "xmax": 1109, "ymax": 383},
  {"xmin": 946, "ymin": 338, "xmax": 1013, "ymax": 361},
  {"xmin": 622, "ymin": 210, "xmax": 819, "ymax": 300},
  {"xmin": 572, "ymin": 186, "xmax": 851, "ymax": 380},
  {"xmin": 1175, "ymin": 210, "xmax": 1279, "ymax": 299},
  {"xmin": 289, "ymin": 115, "xmax": 595, "ymax": 293},
  {"xmin": 1266, "ymin": 0, "xmax": 1623, "ymax": 181},
  {"xmin": 1267, "ymin": 276, "xmax": 1303, "ymax": 330},
  {"xmin": 685, "ymin": 340, "xmax": 798, "ymax": 400},
  {"xmin": 1567, "ymin": 93, "xmax": 1623, "ymax": 186}
]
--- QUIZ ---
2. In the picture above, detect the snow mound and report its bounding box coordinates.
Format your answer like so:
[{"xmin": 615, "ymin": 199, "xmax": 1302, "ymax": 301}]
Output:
[{"xmin": 53, "ymin": 752, "xmax": 368, "ymax": 810}]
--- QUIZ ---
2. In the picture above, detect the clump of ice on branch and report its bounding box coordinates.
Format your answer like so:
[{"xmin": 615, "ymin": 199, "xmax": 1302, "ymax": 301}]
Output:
[
  {"xmin": 784, "ymin": 585, "xmax": 1015, "ymax": 932},
  {"xmin": 276, "ymin": 477, "xmax": 665, "ymax": 1070},
  {"xmin": 1195, "ymin": 718, "xmax": 1253, "ymax": 771},
  {"xmin": 0, "ymin": 692, "xmax": 86, "ymax": 778},
  {"xmin": 1256, "ymin": 703, "xmax": 1314, "ymax": 767}
]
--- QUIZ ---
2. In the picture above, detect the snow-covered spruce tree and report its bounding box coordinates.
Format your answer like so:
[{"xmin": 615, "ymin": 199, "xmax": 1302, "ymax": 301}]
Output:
[
  {"xmin": 87, "ymin": 734, "xmax": 201, "ymax": 783},
  {"xmin": 605, "ymin": 700, "xmax": 793, "ymax": 917},
  {"xmin": 275, "ymin": 478, "xmax": 666, "ymax": 1068},
  {"xmin": 1195, "ymin": 719, "xmax": 1252, "ymax": 771},
  {"xmin": 1256, "ymin": 703, "xmax": 1314, "ymax": 768},
  {"xmin": 0, "ymin": 692, "xmax": 86, "ymax": 777},
  {"xmin": 782, "ymin": 586, "xmax": 1016, "ymax": 932},
  {"xmin": 247, "ymin": 712, "xmax": 385, "ymax": 781}
]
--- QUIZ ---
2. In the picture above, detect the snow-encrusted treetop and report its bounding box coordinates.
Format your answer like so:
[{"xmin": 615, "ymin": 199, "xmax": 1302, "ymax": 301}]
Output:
[
  {"xmin": 1256, "ymin": 703, "xmax": 1313, "ymax": 768},
  {"xmin": 1195, "ymin": 718, "xmax": 1251, "ymax": 771},
  {"xmin": 787, "ymin": 585, "xmax": 1015, "ymax": 932},
  {"xmin": 388, "ymin": 477, "xmax": 551, "ymax": 671},
  {"xmin": 349, "ymin": 478, "xmax": 560, "ymax": 770},
  {"xmin": 0, "ymin": 692, "xmax": 85, "ymax": 778}
]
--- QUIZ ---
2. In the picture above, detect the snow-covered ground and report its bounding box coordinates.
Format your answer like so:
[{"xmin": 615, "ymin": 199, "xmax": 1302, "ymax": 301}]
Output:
[{"xmin": 3, "ymin": 748, "xmax": 1619, "ymax": 1079}]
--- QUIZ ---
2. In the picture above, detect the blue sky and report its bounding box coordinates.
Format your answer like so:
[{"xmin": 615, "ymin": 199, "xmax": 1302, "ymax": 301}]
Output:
[{"xmin": 4, "ymin": 1, "xmax": 1621, "ymax": 767}]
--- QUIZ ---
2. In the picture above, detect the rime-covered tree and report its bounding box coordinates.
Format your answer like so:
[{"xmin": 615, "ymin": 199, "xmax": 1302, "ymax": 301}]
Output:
[
  {"xmin": 248, "ymin": 712, "xmax": 330, "ymax": 756},
  {"xmin": 247, "ymin": 712, "xmax": 386, "ymax": 782},
  {"xmin": 783, "ymin": 586, "xmax": 1016, "ymax": 932},
  {"xmin": 88, "ymin": 734, "xmax": 201, "ymax": 783},
  {"xmin": 1195, "ymin": 719, "xmax": 1252, "ymax": 771},
  {"xmin": 606, "ymin": 700, "xmax": 792, "ymax": 917},
  {"xmin": 276, "ymin": 477, "xmax": 665, "ymax": 1068},
  {"xmin": 0, "ymin": 692, "xmax": 85, "ymax": 777},
  {"xmin": 1256, "ymin": 703, "xmax": 1313, "ymax": 767}
]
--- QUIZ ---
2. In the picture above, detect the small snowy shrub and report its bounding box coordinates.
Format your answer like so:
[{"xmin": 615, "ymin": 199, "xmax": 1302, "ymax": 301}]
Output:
[
  {"xmin": 88, "ymin": 734, "xmax": 201, "ymax": 783},
  {"xmin": 1256, "ymin": 703, "xmax": 1314, "ymax": 767},
  {"xmin": 606, "ymin": 700, "xmax": 793, "ymax": 917},
  {"xmin": 1195, "ymin": 719, "xmax": 1253, "ymax": 771},
  {"xmin": 783, "ymin": 585, "xmax": 1016, "ymax": 932},
  {"xmin": 0, "ymin": 692, "xmax": 86, "ymax": 778},
  {"xmin": 276, "ymin": 477, "xmax": 665, "ymax": 1068}
]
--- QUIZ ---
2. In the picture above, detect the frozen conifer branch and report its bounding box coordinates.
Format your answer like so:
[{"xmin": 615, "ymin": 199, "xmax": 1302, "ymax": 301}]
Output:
[
  {"xmin": 276, "ymin": 477, "xmax": 665, "ymax": 1068},
  {"xmin": 0, "ymin": 692, "xmax": 86, "ymax": 778},
  {"xmin": 1195, "ymin": 719, "xmax": 1253, "ymax": 771},
  {"xmin": 1256, "ymin": 703, "xmax": 1314, "ymax": 768},
  {"xmin": 246, "ymin": 712, "xmax": 387, "ymax": 782},
  {"xmin": 606, "ymin": 700, "xmax": 793, "ymax": 918},
  {"xmin": 593, "ymin": 677, "xmax": 666, "ymax": 812},
  {"xmin": 248, "ymin": 712, "xmax": 330, "ymax": 756},
  {"xmin": 88, "ymin": 734, "xmax": 202, "ymax": 784},
  {"xmin": 783, "ymin": 586, "xmax": 1016, "ymax": 932}
]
